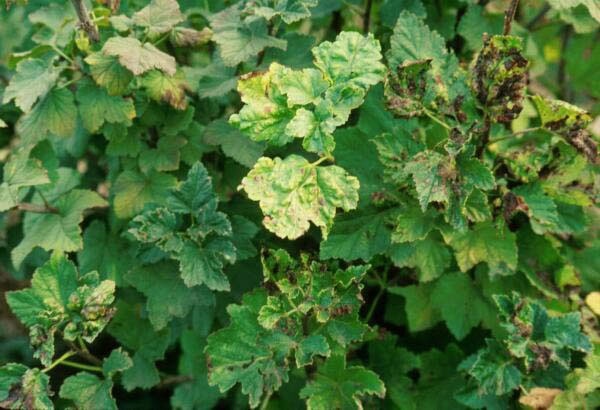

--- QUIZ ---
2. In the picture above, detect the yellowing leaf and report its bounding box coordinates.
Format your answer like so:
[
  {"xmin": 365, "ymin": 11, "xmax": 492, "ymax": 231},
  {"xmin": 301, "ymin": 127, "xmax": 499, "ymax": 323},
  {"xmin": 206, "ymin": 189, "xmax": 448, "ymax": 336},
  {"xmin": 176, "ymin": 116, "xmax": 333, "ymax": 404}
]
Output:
[
  {"xmin": 585, "ymin": 292, "xmax": 600, "ymax": 315},
  {"xmin": 11, "ymin": 190, "xmax": 108, "ymax": 268},
  {"xmin": 519, "ymin": 387, "xmax": 562, "ymax": 409},
  {"xmin": 3, "ymin": 58, "xmax": 59, "ymax": 112},
  {"xmin": 85, "ymin": 53, "xmax": 134, "ymax": 95},
  {"xmin": 16, "ymin": 87, "xmax": 77, "ymax": 142},
  {"xmin": 132, "ymin": 0, "xmax": 183, "ymax": 37},
  {"xmin": 141, "ymin": 70, "xmax": 188, "ymax": 110},
  {"xmin": 240, "ymin": 155, "xmax": 359, "ymax": 239},
  {"xmin": 312, "ymin": 31, "xmax": 385, "ymax": 89},
  {"xmin": 76, "ymin": 79, "xmax": 136, "ymax": 133},
  {"xmin": 102, "ymin": 36, "xmax": 176, "ymax": 76},
  {"xmin": 112, "ymin": 169, "xmax": 176, "ymax": 219}
]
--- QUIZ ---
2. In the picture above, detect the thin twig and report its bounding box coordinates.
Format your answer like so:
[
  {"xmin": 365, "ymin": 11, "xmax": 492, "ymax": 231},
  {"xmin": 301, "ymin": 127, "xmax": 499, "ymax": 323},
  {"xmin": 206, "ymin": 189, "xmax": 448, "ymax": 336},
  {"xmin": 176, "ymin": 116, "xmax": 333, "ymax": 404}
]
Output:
[
  {"xmin": 108, "ymin": 0, "xmax": 121, "ymax": 13},
  {"xmin": 259, "ymin": 391, "xmax": 273, "ymax": 410},
  {"xmin": 70, "ymin": 0, "xmax": 100, "ymax": 42},
  {"xmin": 67, "ymin": 341, "xmax": 103, "ymax": 366},
  {"xmin": 503, "ymin": 0, "xmax": 520, "ymax": 35},
  {"xmin": 42, "ymin": 351, "xmax": 77, "ymax": 373},
  {"xmin": 156, "ymin": 375, "xmax": 193, "ymax": 389},
  {"xmin": 365, "ymin": 267, "xmax": 388, "ymax": 323},
  {"xmin": 60, "ymin": 360, "xmax": 103, "ymax": 373},
  {"xmin": 363, "ymin": 0, "xmax": 373, "ymax": 34},
  {"xmin": 558, "ymin": 25, "xmax": 572, "ymax": 100},
  {"xmin": 526, "ymin": 4, "xmax": 551, "ymax": 30},
  {"xmin": 17, "ymin": 202, "xmax": 58, "ymax": 214}
]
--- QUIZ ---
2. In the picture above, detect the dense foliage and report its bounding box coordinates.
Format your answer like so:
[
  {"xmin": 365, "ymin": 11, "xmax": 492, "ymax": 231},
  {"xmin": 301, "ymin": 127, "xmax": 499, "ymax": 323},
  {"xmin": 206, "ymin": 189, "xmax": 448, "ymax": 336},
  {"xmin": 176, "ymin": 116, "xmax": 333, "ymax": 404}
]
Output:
[{"xmin": 0, "ymin": 0, "xmax": 599, "ymax": 409}]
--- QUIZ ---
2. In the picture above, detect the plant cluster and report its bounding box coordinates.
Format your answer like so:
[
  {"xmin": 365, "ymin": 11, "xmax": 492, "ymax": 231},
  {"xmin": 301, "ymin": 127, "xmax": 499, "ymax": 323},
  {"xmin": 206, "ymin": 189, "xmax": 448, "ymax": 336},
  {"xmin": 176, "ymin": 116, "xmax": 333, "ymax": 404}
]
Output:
[{"xmin": 0, "ymin": 0, "xmax": 599, "ymax": 409}]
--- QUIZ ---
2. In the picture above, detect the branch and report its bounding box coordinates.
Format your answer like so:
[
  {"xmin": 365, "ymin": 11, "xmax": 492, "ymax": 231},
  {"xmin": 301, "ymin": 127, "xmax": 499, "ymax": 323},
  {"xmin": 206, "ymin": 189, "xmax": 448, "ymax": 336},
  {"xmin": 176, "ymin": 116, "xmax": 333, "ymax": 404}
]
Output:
[
  {"xmin": 363, "ymin": 0, "xmax": 373, "ymax": 34},
  {"xmin": 67, "ymin": 341, "xmax": 103, "ymax": 366},
  {"xmin": 526, "ymin": 4, "xmax": 550, "ymax": 30},
  {"xmin": 156, "ymin": 374, "xmax": 193, "ymax": 389},
  {"xmin": 558, "ymin": 25, "xmax": 573, "ymax": 100},
  {"xmin": 17, "ymin": 202, "xmax": 58, "ymax": 214},
  {"xmin": 503, "ymin": 0, "xmax": 520, "ymax": 35},
  {"xmin": 108, "ymin": 0, "xmax": 121, "ymax": 13},
  {"xmin": 70, "ymin": 0, "xmax": 100, "ymax": 43}
]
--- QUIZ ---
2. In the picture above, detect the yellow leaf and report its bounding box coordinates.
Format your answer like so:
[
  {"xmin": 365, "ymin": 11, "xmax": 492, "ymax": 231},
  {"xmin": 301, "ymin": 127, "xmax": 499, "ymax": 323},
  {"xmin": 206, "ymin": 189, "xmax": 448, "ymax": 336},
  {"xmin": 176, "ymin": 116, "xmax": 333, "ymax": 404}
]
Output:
[
  {"xmin": 519, "ymin": 387, "xmax": 562, "ymax": 409},
  {"xmin": 585, "ymin": 292, "xmax": 600, "ymax": 316}
]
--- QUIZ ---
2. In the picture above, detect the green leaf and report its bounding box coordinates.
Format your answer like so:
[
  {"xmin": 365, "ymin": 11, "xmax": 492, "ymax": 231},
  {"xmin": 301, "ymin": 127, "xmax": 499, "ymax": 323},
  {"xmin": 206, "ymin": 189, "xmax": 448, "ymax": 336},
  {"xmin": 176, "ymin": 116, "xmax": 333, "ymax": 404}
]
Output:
[
  {"xmin": 547, "ymin": 0, "xmax": 600, "ymax": 23},
  {"xmin": 493, "ymin": 293, "xmax": 591, "ymax": 369},
  {"xmin": 387, "ymin": 344, "xmax": 466, "ymax": 410},
  {"xmin": 252, "ymin": 0, "xmax": 318, "ymax": 24},
  {"xmin": 463, "ymin": 189, "xmax": 492, "ymax": 222},
  {"xmin": 6, "ymin": 253, "xmax": 116, "ymax": 366},
  {"xmin": 210, "ymin": 4, "xmax": 287, "ymax": 67},
  {"xmin": 16, "ymin": 87, "xmax": 77, "ymax": 142},
  {"xmin": 299, "ymin": 355, "xmax": 385, "ymax": 410},
  {"xmin": 0, "ymin": 364, "xmax": 28, "ymax": 404},
  {"xmin": 545, "ymin": 313, "xmax": 593, "ymax": 354},
  {"xmin": 205, "ymin": 250, "xmax": 367, "ymax": 408},
  {"xmin": 444, "ymin": 221, "xmax": 518, "ymax": 277},
  {"xmin": 128, "ymin": 162, "xmax": 236, "ymax": 290},
  {"xmin": 84, "ymin": 53, "xmax": 133, "ymax": 95},
  {"xmin": 387, "ymin": 10, "xmax": 457, "ymax": 98},
  {"xmin": 203, "ymin": 119, "xmax": 264, "ymax": 168},
  {"xmin": 259, "ymin": 249, "xmax": 368, "ymax": 345},
  {"xmin": 102, "ymin": 348, "xmax": 133, "ymax": 378},
  {"xmin": 296, "ymin": 335, "xmax": 330, "ymax": 367},
  {"xmin": 205, "ymin": 290, "xmax": 294, "ymax": 408},
  {"xmin": 230, "ymin": 216, "xmax": 259, "ymax": 261},
  {"xmin": 391, "ymin": 205, "xmax": 438, "ymax": 243},
  {"xmin": 457, "ymin": 157, "xmax": 495, "ymax": 191},
  {"xmin": 108, "ymin": 298, "xmax": 170, "ymax": 390},
  {"xmin": 12, "ymin": 190, "xmax": 108, "ymax": 268},
  {"xmin": 312, "ymin": 31, "xmax": 385, "ymax": 89},
  {"xmin": 125, "ymin": 262, "xmax": 213, "ymax": 330},
  {"xmin": 389, "ymin": 283, "xmax": 442, "ymax": 332},
  {"xmin": 0, "ymin": 365, "xmax": 53, "ymax": 410},
  {"xmin": 76, "ymin": 79, "xmax": 136, "ymax": 133},
  {"xmin": 460, "ymin": 339, "xmax": 522, "ymax": 396},
  {"xmin": 132, "ymin": 0, "xmax": 183, "ymax": 37},
  {"xmin": 112, "ymin": 169, "xmax": 176, "ymax": 219},
  {"xmin": 171, "ymin": 330, "xmax": 221, "ymax": 410},
  {"xmin": 388, "ymin": 234, "xmax": 451, "ymax": 282},
  {"xmin": 178, "ymin": 240, "xmax": 235, "ymax": 290},
  {"xmin": 405, "ymin": 151, "xmax": 450, "ymax": 211},
  {"xmin": 0, "ymin": 146, "xmax": 50, "ymax": 212},
  {"xmin": 187, "ymin": 57, "xmax": 237, "ymax": 98},
  {"xmin": 28, "ymin": 3, "xmax": 76, "ymax": 48},
  {"xmin": 334, "ymin": 127, "xmax": 388, "ymax": 204},
  {"xmin": 430, "ymin": 272, "xmax": 495, "ymax": 340},
  {"xmin": 457, "ymin": 5, "xmax": 503, "ymax": 51},
  {"xmin": 78, "ymin": 220, "xmax": 133, "ymax": 285},
  {"xmin": 102, "ymin": 36, "xmax": 176, "ymax": 76},
  {"xmin": 320, "ymin": 207, "xmax": 394, "ymax": 262},
  {"xmin": 240, "ymin": 155, "xmax": 359, "ymax": 239},
  {"xmin": 512, "ymin": 183, "xmax": 561, "ymax": 234},
  {"xmin": 59, "ymin": 372, "xmax": 116, "ymax": 410},
  {"xmin": 138, "ymin": 134, "xmax": 186, "ymax": 173},
  {"xmin": 3, "ymin": 58, "xmax": 59, "ymax": 112}
]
